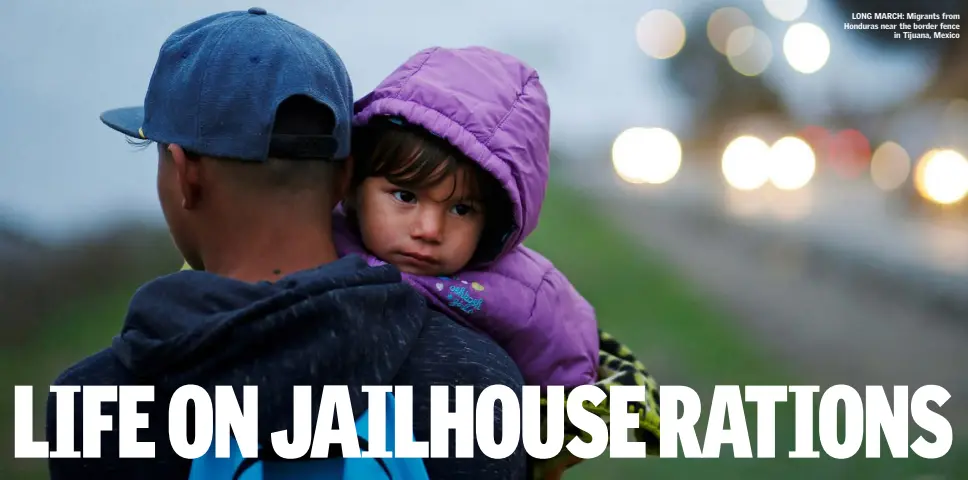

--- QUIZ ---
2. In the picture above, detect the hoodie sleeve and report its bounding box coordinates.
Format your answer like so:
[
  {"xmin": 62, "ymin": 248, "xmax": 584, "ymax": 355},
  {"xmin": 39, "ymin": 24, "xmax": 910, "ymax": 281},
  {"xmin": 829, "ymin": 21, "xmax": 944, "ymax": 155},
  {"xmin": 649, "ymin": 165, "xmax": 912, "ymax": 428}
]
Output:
[{"xmin": 524, "ymin": 266, "xmax": 600, "ymax": 387}]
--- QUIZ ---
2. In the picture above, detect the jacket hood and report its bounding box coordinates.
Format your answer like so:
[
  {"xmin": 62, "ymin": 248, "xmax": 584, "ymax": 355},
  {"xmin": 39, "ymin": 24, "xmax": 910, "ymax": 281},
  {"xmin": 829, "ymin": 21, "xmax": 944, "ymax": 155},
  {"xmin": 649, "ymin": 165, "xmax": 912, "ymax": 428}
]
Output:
[
  {"xmin": 111, "ymin": 255, "xmax": 426, "ymax": 443},
  {"xmin": 353, "ymin": 46, "xmax": 551, "ymax": 260}
]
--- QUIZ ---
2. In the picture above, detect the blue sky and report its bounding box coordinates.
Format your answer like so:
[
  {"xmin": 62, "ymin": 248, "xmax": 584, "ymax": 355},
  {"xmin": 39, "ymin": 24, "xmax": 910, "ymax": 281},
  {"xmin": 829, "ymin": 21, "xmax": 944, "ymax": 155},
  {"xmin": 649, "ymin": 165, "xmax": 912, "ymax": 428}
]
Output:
[{"xmin": 0, "ymin": 0, "xmax": 933, "ymax": 238}]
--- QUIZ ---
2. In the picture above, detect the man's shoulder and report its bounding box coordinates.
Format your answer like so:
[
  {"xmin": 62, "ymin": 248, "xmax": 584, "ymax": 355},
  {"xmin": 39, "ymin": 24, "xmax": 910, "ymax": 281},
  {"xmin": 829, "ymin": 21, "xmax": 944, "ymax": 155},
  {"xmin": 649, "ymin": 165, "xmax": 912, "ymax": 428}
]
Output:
[
  {"xmin": 47, "ymin": 348, "xmax": 190, "ymax": 480},
  {"xmin": 53, "ymin": 347, "xmax": 132, "ymax": 387},
  {"xmin": 404, "ymin": 312, "xmax": 525, "ymax": 388},
  {"xmin": 398, "ymin": 313, "xmax": 529, "ymax": 479}
]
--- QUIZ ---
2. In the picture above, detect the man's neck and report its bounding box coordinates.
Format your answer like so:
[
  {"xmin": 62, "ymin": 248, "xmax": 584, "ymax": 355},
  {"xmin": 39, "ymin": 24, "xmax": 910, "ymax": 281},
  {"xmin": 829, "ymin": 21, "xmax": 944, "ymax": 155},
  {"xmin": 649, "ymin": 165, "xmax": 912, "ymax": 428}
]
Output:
[{"xmin": 201, "ymin": 221, "xmax": 340, "ymax": 284}]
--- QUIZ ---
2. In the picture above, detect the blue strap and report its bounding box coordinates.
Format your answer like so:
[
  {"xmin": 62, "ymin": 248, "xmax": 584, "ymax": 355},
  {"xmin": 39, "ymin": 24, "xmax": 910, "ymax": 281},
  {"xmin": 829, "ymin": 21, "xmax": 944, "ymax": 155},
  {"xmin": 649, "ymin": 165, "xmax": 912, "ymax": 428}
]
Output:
[
  {"xmin": 187, "ymin": 391, "xmax": 430, "ymax": 480},
  {"xmin": 350, "ymin": 392, "xmax": 430, "ymax": 480}
]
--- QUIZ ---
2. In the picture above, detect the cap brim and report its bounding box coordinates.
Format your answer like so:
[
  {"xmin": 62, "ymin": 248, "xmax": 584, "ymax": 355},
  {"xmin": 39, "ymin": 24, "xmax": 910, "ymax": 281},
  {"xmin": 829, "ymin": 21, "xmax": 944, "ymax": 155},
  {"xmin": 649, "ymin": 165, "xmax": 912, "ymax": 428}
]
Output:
[{"xmin": 100, "ymin": 106, "xmax": 146, "ymax": 139}]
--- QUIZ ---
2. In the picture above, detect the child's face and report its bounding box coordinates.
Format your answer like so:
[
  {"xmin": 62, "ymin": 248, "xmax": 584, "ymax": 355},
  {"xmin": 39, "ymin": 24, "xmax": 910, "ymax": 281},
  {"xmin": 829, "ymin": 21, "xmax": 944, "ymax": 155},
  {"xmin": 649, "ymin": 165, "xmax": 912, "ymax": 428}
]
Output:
[{"xmin": 353, "ymin": 169, "xmax": 486, "ymax": 276}]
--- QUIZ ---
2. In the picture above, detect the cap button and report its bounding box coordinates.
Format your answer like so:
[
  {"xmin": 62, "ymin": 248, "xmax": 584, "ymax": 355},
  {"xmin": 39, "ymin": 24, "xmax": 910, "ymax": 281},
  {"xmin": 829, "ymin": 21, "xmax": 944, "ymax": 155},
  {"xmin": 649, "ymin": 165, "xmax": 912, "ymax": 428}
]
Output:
[{"xmin": 247, "ymin": 7, "xmax": 267, "ymax": 15}]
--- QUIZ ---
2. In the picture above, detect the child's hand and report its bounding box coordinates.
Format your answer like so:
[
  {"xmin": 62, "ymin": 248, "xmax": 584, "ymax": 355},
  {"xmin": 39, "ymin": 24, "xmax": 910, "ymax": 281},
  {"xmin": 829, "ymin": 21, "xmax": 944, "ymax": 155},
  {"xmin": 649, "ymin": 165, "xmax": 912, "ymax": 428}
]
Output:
[{"xmin": 532, "ymin": 330, "xmax": 661, "ymax": 479}]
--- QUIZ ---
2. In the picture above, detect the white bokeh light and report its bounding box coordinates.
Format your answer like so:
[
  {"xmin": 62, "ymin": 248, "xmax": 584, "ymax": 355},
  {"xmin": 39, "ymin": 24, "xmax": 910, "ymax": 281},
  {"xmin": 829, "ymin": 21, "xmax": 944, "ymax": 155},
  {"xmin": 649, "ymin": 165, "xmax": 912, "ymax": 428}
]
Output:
[
  {"xmin": 722, "ymin": 135, "xmax": 772, "ymax": 190},
  {"xmin": 915, "ymin": 149, "xmax": 968, "ymax": 205},
  {"xmin": 726, "ymin": 26, "xmax": 773, "ymax": 76},
  {"xmin": 783, "ymin": 23, "xmax": 830, "ymax": 74},
  {"xmin": 870, "ymin": 141, "xmax": 911, "ymax": 191},
  {"xmin": 635, "ymin": 10, "xmax": 686, "ymax": 60},
  {"xmin": 707, "ymin": 7, "xmax": 753, "ymax": 55},
  {"xmin": 763, "ymin": 0, "xmax": 808, "ymax": 22},
  {"xmin": 768, "ymin": 136, "xmax": 816, "ymax": 190},
  {"xmin": 612, "ymin": 127, "xmax": 683, "ymax": 185}
]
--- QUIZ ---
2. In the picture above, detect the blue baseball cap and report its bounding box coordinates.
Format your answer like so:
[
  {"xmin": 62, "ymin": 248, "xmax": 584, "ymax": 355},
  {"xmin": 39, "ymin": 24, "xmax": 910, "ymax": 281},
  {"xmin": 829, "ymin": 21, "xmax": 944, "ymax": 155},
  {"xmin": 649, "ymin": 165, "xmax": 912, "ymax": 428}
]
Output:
[{"xmin": 100, "ymin": 7, "xmax": 353, "ymax": 161}]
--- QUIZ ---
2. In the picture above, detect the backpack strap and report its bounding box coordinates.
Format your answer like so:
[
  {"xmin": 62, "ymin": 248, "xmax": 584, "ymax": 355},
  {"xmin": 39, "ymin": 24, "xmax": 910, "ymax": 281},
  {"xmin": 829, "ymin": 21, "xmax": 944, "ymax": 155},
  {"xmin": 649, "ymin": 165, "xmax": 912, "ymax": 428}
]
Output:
[
  {"xmin": 344, "ymin": 391, "xmax": 430, "ymax": 480},
  {"xmin": 187, "ymin": 391, "xmax": 431, "ymax": 480}
]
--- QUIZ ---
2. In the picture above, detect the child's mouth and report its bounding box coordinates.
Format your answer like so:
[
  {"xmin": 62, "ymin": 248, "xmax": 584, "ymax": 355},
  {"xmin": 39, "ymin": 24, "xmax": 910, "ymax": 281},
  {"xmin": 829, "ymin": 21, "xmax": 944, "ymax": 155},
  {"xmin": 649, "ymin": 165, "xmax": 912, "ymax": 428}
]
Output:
[{"xmin": 398, "ymin": 251, "xmax": 437, "ymax": 266}]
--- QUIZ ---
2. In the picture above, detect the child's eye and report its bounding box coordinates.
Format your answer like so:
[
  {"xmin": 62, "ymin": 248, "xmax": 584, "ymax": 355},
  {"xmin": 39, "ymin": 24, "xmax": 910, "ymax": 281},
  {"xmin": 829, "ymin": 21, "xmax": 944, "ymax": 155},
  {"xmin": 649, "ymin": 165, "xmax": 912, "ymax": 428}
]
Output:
[
  {"xmin": 450, "ymin": 204, "xmax": 475, "ymax": 216},
  {"xmin": 392, "ymin": 190, "xmax": 417, "ymax": 203}
]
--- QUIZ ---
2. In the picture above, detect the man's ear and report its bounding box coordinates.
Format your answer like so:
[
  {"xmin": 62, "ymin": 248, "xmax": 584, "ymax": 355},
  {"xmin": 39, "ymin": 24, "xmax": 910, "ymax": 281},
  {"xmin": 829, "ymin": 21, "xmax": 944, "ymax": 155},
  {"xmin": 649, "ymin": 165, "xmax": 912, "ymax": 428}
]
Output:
[
  {"xmin": 332, "ymin": 155, "xmax": 355, "ymax": 209},
  {"xmin": 168, "ymin": 144, "xmax": 203, "ymax": 210}
]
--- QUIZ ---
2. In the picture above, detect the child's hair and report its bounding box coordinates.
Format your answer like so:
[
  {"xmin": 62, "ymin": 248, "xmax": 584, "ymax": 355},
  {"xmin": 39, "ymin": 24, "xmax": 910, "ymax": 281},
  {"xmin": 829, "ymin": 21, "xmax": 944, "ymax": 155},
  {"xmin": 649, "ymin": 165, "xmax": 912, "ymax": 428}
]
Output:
[{"xmin": 350, "ymin": 116, "xmax": 514, "ymax": 264}]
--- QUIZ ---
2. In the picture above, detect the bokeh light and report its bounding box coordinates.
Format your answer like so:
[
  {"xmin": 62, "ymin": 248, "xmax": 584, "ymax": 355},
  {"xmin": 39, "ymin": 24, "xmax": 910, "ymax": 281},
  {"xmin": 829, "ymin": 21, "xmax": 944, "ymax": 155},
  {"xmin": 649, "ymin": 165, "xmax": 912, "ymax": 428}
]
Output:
[
  {"xmin": 722, "ymin": 135, "xmax": 771, "ymax": 190},
  {"xmin": 769, "ymin": 136, "xmax": 816, "ymax": 190},
  {"xmin": 783, "ymin": 23, "xmax": 830, "ymax": 74},
  {"xmin": 611, "ymin": 127, "xmax": 682, "ymax": 185},
  {"xmin": 827, "ymin": 129, "xmax": 871, "ymax": 178},
  {"xmin": 914, "ymin": 148, "xmax": 968, "ymax": 205},
  {"xmin": 636, "ymin": 10, "xmax": 686, "ymax": 59},
  {"xmin": 798, "ymin": 125, "xmax": 830, "ymax": 161},
  {"xmin": 707, "ymin": 7, "xmax": 752, "ymax": 55},
  {"xmin": 726, "ymin": 26, "xmax": 773, "ymax": 76},
  {"xmin": 869, "ymin": 141, "xmax": 911, "ymax": 191},
  {"xmin": 763, "ymin": 0, "xmax": 808, "ymax": 22}
]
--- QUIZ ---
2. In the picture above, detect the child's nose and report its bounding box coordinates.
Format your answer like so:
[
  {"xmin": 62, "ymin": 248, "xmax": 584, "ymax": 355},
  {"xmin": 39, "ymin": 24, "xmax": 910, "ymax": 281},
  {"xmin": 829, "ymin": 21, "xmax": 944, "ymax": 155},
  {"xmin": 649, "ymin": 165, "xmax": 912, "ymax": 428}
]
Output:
[{"xmin": 410, "ymin": 209, "xmax": 443, "ymax": 243}]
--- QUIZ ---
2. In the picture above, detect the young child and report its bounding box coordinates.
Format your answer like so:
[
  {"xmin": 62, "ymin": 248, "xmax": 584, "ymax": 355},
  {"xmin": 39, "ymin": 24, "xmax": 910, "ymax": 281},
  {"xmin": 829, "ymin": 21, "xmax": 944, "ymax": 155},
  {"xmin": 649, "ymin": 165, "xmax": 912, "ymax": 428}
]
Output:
[
  {"xmin": 333, "ymin": 46, "xmax": 660, "ymax": 475},
  {"xmin": 334, "ymin": 45, "xmax": 594, "ymax": 388}
]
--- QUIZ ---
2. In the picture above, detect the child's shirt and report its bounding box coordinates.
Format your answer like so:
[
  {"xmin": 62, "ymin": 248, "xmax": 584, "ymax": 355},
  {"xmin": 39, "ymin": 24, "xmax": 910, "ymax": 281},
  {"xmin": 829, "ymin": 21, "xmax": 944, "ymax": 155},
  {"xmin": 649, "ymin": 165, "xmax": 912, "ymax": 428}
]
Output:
[{"xmin": 333, "ymin": 210, "xmax": 599, "ymax": 387}]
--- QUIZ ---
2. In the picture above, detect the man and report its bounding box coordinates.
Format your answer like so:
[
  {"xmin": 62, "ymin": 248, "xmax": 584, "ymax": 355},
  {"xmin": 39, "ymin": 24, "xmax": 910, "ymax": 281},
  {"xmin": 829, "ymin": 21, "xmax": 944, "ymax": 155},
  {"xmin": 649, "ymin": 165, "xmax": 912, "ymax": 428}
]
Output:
[{"xmin": 46, "ymin": 8, "xmax": 526, "ymax": 479}]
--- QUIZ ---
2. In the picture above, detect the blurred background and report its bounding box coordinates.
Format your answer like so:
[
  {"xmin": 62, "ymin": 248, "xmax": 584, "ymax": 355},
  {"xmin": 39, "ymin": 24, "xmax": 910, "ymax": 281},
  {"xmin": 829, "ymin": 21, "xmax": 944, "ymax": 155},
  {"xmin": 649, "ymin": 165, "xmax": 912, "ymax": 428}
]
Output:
[{"xmin": 3, "ymin": 0, "xmax": 968, "ymax": 478}]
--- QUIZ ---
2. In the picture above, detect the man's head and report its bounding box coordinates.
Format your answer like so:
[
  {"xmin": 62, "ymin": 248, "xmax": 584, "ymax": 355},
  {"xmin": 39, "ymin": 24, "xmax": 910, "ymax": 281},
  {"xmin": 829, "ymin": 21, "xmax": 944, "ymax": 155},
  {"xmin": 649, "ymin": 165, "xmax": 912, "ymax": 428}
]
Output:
[{"xmin": 101, "ymin": 8, "xmax": 355, "ymax": 278}]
